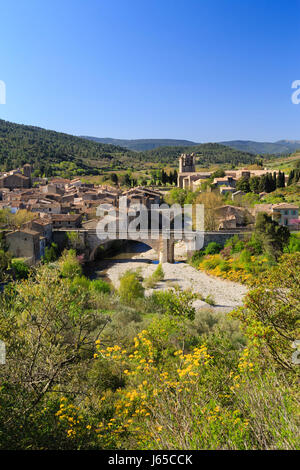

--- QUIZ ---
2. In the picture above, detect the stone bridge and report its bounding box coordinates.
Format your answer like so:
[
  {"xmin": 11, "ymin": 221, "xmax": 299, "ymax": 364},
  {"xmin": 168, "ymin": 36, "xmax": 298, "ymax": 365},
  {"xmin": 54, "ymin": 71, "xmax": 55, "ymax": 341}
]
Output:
[{"xmin": 53, "ymin": 228, "xmax": 250, "ymax": 263}]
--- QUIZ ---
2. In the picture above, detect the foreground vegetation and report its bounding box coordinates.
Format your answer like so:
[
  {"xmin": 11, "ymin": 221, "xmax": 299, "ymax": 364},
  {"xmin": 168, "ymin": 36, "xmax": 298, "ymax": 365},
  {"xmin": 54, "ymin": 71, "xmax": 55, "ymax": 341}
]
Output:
[
  {"xmin": 0, "ymin": 248, "xmax": 299, "ymax": 450},
  {"xmin": 190, "ymin": 214, "xmax": 300, "ymax": 284}
]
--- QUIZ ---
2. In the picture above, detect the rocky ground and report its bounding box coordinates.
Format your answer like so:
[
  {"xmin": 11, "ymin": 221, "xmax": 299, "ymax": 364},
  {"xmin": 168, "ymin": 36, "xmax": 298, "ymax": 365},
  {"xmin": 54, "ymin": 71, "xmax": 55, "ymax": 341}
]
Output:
[{"xmin": 106, "ymin": 242, "xmax": 248, "ymax": 313}]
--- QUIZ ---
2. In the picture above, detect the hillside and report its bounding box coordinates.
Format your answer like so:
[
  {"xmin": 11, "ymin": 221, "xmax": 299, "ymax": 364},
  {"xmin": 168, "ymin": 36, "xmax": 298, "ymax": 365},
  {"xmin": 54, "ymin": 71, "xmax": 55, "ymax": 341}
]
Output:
[
  {"xmin": 81, "ymin": 136, "xmax": 199, "ymax": 151},
  {"xmin": 0, "ymin": 119, "xmax": 134, "ymax": 175},
  {"xmin": 220, "ymin": 139, "xmax": 300, "ymax": 155},
  {"xmin": 142, "ymin": 143, "xmax": 257, "ymax": 167},
  {"xmin": 82, "ymin": 135, "xmax": 300, "ymax": 156},
  {"xmin": 0, "ymin": 120, "xmax": 259, "ymax": 175}
]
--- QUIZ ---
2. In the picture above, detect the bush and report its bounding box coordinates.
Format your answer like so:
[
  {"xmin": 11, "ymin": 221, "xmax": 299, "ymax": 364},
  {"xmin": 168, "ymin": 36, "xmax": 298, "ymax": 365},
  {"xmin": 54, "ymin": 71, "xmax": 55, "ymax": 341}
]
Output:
[
  {"xmin": 219, "ymin": 260, "xmax": 230, "ymax": 272},
  {"xmin": 189, "ymin": 250, "xmax": 204, "ymax": 267},
  {"xmin": 152, "ymin": 263, "xmax": 164, "ymax": 282},
  {"xmin": 59, "ymin": 249, "xmax": 83, "ymax": 279},
  {"xmin": 70, "ymin": 275, "xmax": 90, "ymax": 293},
  {"xmin": 202, "ymin": 255, "xmax": 222, "ymax": 270},
  {"xmin": 144, "ymin": 263, "xmax": 165, "ymax": 288},
  {"xmin": 284, "ymin": 234, "xmax": 300, "ymax": 253},
  {"xmin": 119, "ymin": 270, "xmax": 144, "ymax": 303},
  {"xmin": 43, "ymin": 243, "xmax": 59, "ymax": 263},
  {"xmin": 231, "ymin": 240, "xmax": 245, "ymax": 254},
  {"xmin": 204, "ymin": 294, "xmax": 216, "ymax": 306},
  {"xmin": 239, "ymin": 249, "xmax": 252, "ymax": 264},
  {"xmin": 204, "ymin": 242, "xmax": 222, "ymax": 255},
  {"xmin": 152, "ymin": 288, "xmax": 196, "ymax": 320},
  {"xmin": 11, "ymin": 258, "xmax": 29, "ymax": 280},
  {"xmin": 89, "ymin": 279, "xmax": 111, "ymax": 295},
  {"xmin": 0, "ymin": 249, "xmax": 12, "ymax": 281},
  {"xmin": 246, "ymin": 234, "xmax": 263, "ymax": 255}
]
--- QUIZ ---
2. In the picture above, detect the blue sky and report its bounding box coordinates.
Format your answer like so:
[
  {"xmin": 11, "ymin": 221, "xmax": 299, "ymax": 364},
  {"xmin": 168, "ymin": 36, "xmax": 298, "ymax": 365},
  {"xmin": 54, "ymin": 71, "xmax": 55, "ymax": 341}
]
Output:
[{"xmin": 0, "ymin": 0, "xmax": 300, "ymax": 142}]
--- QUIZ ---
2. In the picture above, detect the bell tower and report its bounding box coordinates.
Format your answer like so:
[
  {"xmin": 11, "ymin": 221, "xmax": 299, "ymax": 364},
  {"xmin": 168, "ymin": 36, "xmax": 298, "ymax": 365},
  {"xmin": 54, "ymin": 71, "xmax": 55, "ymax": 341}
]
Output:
[{"xmin": 179, "ymin": 153, "xmax": 196, "ymax": 173}]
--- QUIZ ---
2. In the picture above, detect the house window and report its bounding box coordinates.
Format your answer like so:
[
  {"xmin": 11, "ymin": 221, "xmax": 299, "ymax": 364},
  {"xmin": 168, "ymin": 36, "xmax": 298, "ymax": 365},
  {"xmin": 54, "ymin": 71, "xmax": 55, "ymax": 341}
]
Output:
[{"xmin": 285, "ymin": 219, "xmax": 288, "ymax": 226}]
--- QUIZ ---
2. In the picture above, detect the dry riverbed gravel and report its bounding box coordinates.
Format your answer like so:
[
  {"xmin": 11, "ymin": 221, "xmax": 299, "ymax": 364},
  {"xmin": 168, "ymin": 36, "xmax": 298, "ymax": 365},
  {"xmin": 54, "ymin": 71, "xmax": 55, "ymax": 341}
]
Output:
[{"xmin": 106, "ymin": 242, "xmax": 247, "ymax": 313}]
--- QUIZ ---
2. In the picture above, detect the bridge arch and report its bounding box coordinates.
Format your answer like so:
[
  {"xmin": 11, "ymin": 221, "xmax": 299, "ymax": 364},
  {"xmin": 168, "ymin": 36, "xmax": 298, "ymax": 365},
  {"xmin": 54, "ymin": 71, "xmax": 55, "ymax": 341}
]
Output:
[{"xmin": 86, "ymin": 232, "xmax": 174, "ymax": 263}]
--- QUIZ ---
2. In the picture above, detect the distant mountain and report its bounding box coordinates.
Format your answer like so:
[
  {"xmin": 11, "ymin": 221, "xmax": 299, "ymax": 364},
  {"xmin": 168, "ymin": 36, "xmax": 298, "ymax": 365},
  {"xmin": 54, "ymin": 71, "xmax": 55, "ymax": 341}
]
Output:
[
  {"xmin": 80, "ymin": 137, "xmax": 199, "ymax": 151},
  {"xmin": 82, "ymin": 136, "xmax": 300, "ymax": 155},
  {"xmin": 220, "ymin": 140, "xmax": 300, "ymax": 155}
]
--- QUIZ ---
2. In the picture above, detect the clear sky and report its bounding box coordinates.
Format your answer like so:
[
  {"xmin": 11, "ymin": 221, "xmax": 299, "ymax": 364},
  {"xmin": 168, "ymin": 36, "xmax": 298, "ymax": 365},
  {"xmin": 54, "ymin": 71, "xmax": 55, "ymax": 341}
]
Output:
[{"xmin": 0, "ymin": 0, "xmax": 300, "ymax": 142}]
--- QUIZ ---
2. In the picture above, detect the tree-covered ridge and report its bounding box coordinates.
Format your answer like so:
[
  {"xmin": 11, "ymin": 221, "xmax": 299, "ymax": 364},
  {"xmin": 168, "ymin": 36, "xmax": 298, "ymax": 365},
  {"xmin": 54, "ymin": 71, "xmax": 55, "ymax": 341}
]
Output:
[
  {"xmin": 81, "ymin": 136, "xmax": 199, "ymax": 151},
  {"xmin": 0, "ymin": 119, "xmax": 132, "ymax": 174},
  {"xmin": 143, "ymin": 143, "xmax": 257, "ymax": 166},
  {"xmin": 220, "ymin": 139, "xmax": 300, "ymax": 155},
  {"xmin": 0, "ymin": 119, "xmax": 258, "ymax": 175}
]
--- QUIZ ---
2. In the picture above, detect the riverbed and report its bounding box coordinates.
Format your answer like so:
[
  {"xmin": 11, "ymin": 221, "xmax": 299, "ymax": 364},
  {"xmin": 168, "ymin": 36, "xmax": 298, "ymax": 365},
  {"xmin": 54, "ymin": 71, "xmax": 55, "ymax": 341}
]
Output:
[{"xmin": 84, "ymin": 241, "xmax": 248, "ymax": 313}]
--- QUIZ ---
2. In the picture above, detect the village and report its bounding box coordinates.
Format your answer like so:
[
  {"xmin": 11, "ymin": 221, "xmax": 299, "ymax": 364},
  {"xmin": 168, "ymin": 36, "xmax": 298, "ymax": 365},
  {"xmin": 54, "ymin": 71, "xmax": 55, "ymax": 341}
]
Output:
[{"xmin": 0, "ymin": 154, "xmax": 298, "ymax": 265}]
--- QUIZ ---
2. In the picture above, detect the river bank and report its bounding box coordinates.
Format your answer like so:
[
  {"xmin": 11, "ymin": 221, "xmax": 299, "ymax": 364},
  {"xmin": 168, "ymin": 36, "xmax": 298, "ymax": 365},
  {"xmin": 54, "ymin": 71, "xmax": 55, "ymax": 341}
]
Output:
[{"xmin": 87, "ymin": 241, "xmax": 248, "ymax": 313}]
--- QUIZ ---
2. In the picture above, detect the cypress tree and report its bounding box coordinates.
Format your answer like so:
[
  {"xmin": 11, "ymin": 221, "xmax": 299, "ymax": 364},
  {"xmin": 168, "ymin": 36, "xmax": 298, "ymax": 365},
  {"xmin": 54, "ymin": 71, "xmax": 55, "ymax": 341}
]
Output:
[{"xmin": 288, "ymin": 170, "xmax": 294, "ymax": 186}]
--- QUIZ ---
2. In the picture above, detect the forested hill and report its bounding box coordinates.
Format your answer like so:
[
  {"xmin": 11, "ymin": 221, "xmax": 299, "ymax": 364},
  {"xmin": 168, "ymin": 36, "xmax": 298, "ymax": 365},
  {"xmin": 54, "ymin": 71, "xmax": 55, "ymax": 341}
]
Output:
[
  {"xmin": 0, "ymin": 119, "xmax": 257, "ymax": 174},
  {"xmin": 142, "ymin": 143, "xmax": 257, "ymax": 167},
  {"xmin": 220, "ymin": 140, "xmax": 300, "ymax": 155},
  {"xmin": 81, "ymin": 136, "xmax": 199, "ymax": 151},
  {"xmin": 0, "ymin": 119, "xmax": 132, "ymax": 174}
]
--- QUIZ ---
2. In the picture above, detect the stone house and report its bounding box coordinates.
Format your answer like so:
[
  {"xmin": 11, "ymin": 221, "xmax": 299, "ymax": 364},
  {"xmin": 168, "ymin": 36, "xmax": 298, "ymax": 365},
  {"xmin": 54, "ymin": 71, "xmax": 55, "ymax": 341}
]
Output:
[
  {"xmin": 215, "ymin": 205, "xmax": 254, "ymax": 227},
  {"xmin": 213, "ymin": 176, "xmax": 237, "ymax": 188},
  {"xmin": 0, "ymin": 173, "xmax": 30, "ymax": 190},
  {"xmin": 25, "ymin": 218, "xmax": 53, "ymax": 244},
  {"xmin": 254, "ymin": 203, "xmax": 299, "ymax": 227},
  {"xmin": 6, "ymin": 228, "xmax": 45, "ymax": 263},
  {"xmin": 49, "ymin": 214, "xmax": 82, "ymax": 229}
]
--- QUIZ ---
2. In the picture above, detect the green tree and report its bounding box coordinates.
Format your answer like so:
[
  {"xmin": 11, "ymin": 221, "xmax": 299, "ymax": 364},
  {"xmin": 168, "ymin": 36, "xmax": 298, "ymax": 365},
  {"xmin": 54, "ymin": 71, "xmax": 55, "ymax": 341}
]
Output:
[{"xmin": 254, "ymin": 212, "xmax": 290, "ymax": 260}]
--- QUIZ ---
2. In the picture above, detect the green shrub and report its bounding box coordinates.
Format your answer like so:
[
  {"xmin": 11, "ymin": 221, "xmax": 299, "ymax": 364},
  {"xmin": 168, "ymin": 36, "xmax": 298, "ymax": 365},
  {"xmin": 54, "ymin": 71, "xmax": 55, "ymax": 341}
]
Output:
[
  {"xmin": 70, "ymin": 275, "xmax": 90, "ymax": 293},
  {"xmin": 205, "ymin": 294, "xmax": 216, "ymax": 306},
  {"xmin": 119, "ymin": 270, "xmax": 144, "ymax": 303},
  {"xmin": 59, "ymin": 249, "xmax": 82, "ymax": 279},
  {"xmin": 189, "ymin": 250, "xmax": 204, "ymax": 267},
  {"xmin": 0, "ymin": 249, "xmax": 12, "ymax": 281},
  {"xmin": 246, "ymin": 234, "xmax": 263, "ymax": 255},
  {"xmin": 202, "ymin": 255, "xmax": 221, "ymax": 270},
  {"xmin": 284, "ymin": 234, "xmax": 300, "ymax": 253},
  {"xmin": 152, "ymin": 263, "xmax": 164, "ymax": 282},
  {"xmin": 204, "ymin": 242, "xmax": 222, "ymax": 255},
  {"xmin": 239, "ymin": 249, "xmax": 252, "ymax": 264},
  {"xmin": 144, "ymin": 263, "xmax": 165, "ymax": 289},
  {"xmin": 11, "ymin": 258, "xmax": 29, "ymax": 280},
  {"xmin": 89, "ymin": 279, "xmax": 111, "ymax": 294},
  {"xmin": 231, "ymin": 240, "xmax": 245, "ymax": 254},
  {"xmin": 152, "ymin": 288, "xmax": 196, "ymax": 320},
  {"xmin": 219, "ymin": 260, "xmax": 230, "ymax": 272},
  {"xmin": 43, "ymin": 243, "xmax": 59, "ymax": 263}
]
